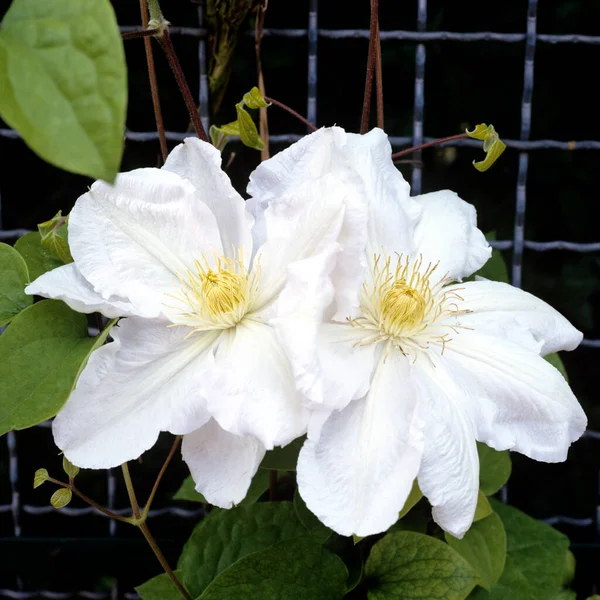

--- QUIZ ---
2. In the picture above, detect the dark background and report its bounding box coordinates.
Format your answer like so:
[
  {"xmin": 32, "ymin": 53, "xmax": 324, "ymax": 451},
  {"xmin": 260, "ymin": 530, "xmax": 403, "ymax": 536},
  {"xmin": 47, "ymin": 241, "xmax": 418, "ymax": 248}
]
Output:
[{"xmin": 1, "ymin": 0, "xmax": 599, "ymax": 597}]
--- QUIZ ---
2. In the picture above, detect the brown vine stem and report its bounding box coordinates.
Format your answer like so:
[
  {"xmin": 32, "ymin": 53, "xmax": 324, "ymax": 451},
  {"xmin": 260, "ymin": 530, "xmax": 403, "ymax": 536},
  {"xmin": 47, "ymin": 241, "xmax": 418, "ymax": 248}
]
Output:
[
  {"xmin": 391, "ymin": 132, "xmax": 469, "ymax": 161},
  {"xmin": 373, "ymin": 0, "xmax": 384, "ymax": 129},
  {"xmin": 142, "ymin": 435, "xmax": 182, "ymax": 518},
  {"xmin": 140, "ymin": 0, "xmax": 168, "ymax": 161},
  {"xmin": 264, "ymin": 96, "xmax": 317, "ymax": 132},
  {"xmin": 269, "ymin": 470, "xmax": 277, "ymax": 502},
  {"xmin": 157, "ymin": 28, "xmax": 209, "ymax": 142},
  {"xmin": 121, "ymin": 27, "xmax": 160, "ymax": 41},
  {"xmin": 255, "ymin": 0, "xmax": 270, "ymax": 161},
  {"xmin": 360, "ymin": 0, "xmax": 378, "ymax": 134}
]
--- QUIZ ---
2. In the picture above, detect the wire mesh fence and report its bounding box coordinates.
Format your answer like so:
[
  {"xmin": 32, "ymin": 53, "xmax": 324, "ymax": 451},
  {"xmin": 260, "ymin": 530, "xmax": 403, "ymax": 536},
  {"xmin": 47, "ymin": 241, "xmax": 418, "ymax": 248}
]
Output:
[{"xmin": 1, "ymin": 0, "xmax": 599, "ymax": 597}]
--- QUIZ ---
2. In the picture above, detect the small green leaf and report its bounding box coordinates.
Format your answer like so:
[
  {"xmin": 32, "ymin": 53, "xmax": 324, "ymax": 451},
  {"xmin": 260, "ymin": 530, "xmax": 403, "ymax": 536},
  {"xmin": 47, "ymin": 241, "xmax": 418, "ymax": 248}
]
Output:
[
  {"xmin": 545, "ymin": 352, "xmax": 568, "ymax": 381},
  {"xmin": 62, "ymin": 456, "xmax": 79, "ymax": 479},
  {"xmin": 242, "ymin": 86, "xmax": 270, "ymax": 109},
  {"xmin": 0, "ymin": 0, "xmax": 126, "ymax": 181},
  {"xmin": 560, "ymin": 550, "xmax": 575, "ymax": 586},
  {"xmin": 365, "ymin": 531, "xmax": 480, "ymax": 599},
  {"xmin": 260, "ymin": 437, "xmax": 304, "ymax": 470},
  {"xmin": 50, "ymin": 487, "xmax": 72, "ymax": 509},
  {"xmin": 14, "ymin": 232, "xmax": 63, "ymax": 281},
  {"xmin": 179, "ymin": 501, "xmax": 309, "ymax": 598},
  {"xmin": 446, "ymin": 512, "xmax": 507, "ymax": 590},
  {"xmin": 477, "ymin": 442, "xmax": 511, "ymax": 496},
  {"xmin": 217, "ymin": 121, "xmax": 241, "ymax": 137},
  {"xmin": 398, "ymin": 479, "xmax": 423, "ymax": 519},
  {"xmin": 0, "ymin": 242, "xmax": 32, "ymax": 326},
  {"xmin": 294, "ymin": 488, "xmax": 332, "ymax": 543},
  {"xmin": 474, "ymin": 491, "xmax": 493, "ymax": 522},
  {"xmin": 199, "ymin": 537, "xmax": 348, "ymax": 600},
  {"xmin": 173, "ymin": 475, "xmax": 205, "ymax": 502},
  {"xmin": 465, "ymin": 124, "xmax": 506, "ymax": 172},
  {"xmin": 135, "ymin": 570, "xmax": 184, "ymax": 600},
  {"xmin": 38, "ymin": 211, "xmax": 73, "ymax": 264},
  {"xmin": 33, "ymin": 468, "xmax": 49, "ymax": 488},
  {"xmin": 0, "ymin": 300, "xmax": 98, "ymax": 436},
  {"xmin": 235, "ymin": 103, "xmax": 264, "ymax": 151}
]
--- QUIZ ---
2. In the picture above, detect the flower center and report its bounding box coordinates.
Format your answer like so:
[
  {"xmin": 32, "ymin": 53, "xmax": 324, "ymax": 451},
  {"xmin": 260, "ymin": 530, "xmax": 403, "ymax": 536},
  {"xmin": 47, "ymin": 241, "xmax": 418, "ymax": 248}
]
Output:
[
  {"xmin": 380, "ymin": 279, "xmax": 428, "ymax": 337},
  {"xmin": 167, "ymin": 251, "xmax": 259, "ymax": 331}
]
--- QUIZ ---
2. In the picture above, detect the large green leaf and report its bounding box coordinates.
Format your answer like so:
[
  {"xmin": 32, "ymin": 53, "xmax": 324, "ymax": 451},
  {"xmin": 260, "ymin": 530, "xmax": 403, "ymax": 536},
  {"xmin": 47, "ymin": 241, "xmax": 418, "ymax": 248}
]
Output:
[
  {"xmin": 178, "ymin": 501, "xmax": 309, "ymax": 598},
  {"xmin": 446, "ymin": 512, "xmax": 507, "ymax": 590},
  {"xmin": 365, "ymin": 531, "xmax": 480, "ymax": 599},
  {"xmin": 477, "ymin": 442, "xmax": 511, "ymax": 496},
  {"xmin": 259, "ymin": 436, "xmax": 304, "ymax": 470},
  {"xmin": 14, "ymin": 232, "xmax": 63, "ymax": 281},
  {"xmin": 0, "ymin": 299, "xmax": 98, "ymax": 435},
  {"xmin": 199, "ymin": 537, "xmax": 347, "ymax": 600},
  {"xmin": 0, "ymin": 0, "xmax": 126, "ymax": 181},
  {"xmin": 469, "ymin": 556, "xmax": 539, "ymax": 600},
  {"xmin": 135, "ymin": 570, "xmax": 184, "ymax": 600},
  {"xmin": 293, "ymin": 488, "xmax": 332, "ymax": 543},
  {"xmin": 0, "ymin": 242, "xmax": 32, "ymax": 326}
]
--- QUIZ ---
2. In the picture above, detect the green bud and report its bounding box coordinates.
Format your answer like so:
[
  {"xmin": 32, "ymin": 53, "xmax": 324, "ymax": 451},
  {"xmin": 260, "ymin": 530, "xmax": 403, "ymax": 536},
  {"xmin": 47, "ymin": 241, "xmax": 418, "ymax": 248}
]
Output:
[
  {"xmin": 62, "ymin": 456, "xmax": 80, "ymax": 479},
  {"xmin": 38, "ymin": 211, "xmax": 73, "ymax": 264},
  {"xmin": 50, "ymin": 488, "xmax": 73, "ymax": 509},
  {"xmin": 465, "ymin": 123, "xmax": 506, "ymax": 172},
  {"xmin": 242, "ymin": 86, "xmax": 270, "ymax": 110},
  {"xmin": 33, "ymin": 468, "xmax": 49, "ymax": 489}
]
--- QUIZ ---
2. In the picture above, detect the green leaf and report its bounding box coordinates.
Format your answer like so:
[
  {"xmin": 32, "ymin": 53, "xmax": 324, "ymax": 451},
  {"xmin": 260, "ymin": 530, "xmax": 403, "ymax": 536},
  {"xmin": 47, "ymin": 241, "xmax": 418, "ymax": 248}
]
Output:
[
  {"xmin": 50, "ymin": 487, "xmax": 72, "ymax": 508},
  {"xmin": 477, "ymin": 442, "xmax": 511, "ymax": 496},
  {"xmin": 365, "ymin": 531, "xmax": 480, "ymax": 599},
  {"xmin": 199, "ymin": 536, "xmax": 348, "ymax": 600},
  {"xmin": 0, "ymin": 0, "xmax": 127, "ymax": 181},
  {"xmin": 135, "ymin": 570, "xmax": 184, "ymax": 600},
  {"xmin": 179, "ymin": 501, "xmax": 309, "ymax": 598},
  {"xmin": 14, "ymin": 232, "xmax": 63, "ymax": 281},
  {"xmin": 0, "ymin": 300, "xmax": 98, "ymax": 435},
  {"xmin": 469, "ymin": 556, "xmax": 539, "ymax": 600},
  {"xmin": 242, "ymin": 86, "xmax": 270, "ymax": 109},
  {"xmin": 560, "ymin": 550, "xmax": 575, "ymax": 586},
  {"xmin": 553, "ymin": 591, "xmax": 576, "ymax": 600},
  {"xmin": 38, "ymin": 211, "xmax": 73, "ymax": 264},
  {"xmin": 62, "ymin": 456, "xmax": 79, "ymax": 479},
  {"xmin": 260, "ymin": 437, "xmax": 304, "ymax": 470},
  {"xmin": 545, "ymin": 352, "xmax": 568, "ymax": 381},
  {"xmin": 0, "ymin": 242, "xmax": 32, "ymax": 326},
  {"xmin": 398, "ymin": 479, "xmax": 423, "ymax": 519},
  {"xmin": 474, "ymin": 491, "xmax": 493, "ymax": 522},
  {"xmin": 235, "ymin": 103, "xmax": 264, "ymax": 150},
  {"xmin": 474, "ymin": 232, "xmax": 509, "ymax": 283},
  {"xmin": 174, "ymin": 469, "xmax": 270, "ymax": 505},
  {"xmin": 33, "ymin": 468, "xmax": 49, "ymax": 488},
  {"xmin": 294, "ymin": 488, "xmax": 332, "ymax": 543},
  {"xmin": 446, "ymin": 512, "xmax": 507, "ymax": 590}
]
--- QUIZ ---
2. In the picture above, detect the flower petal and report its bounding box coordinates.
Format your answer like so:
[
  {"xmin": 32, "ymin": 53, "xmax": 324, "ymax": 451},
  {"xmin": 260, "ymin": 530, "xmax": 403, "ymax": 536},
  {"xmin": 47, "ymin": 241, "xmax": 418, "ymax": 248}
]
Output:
[
  {"xmin": 53, "ymin": 318, "xmax": 217, "ymax": 468},
  {"xmin": 206, "ymin": 321, "xmax": 309, "ymax": 449},
  {"xmin": 69, "ymin": 168, "xmax": 223, "ymax": 318},
  {"xmin": 26, "ymin": 263, "xmax": 137, "ymax": 318},
  {"xmin": 440, "ymin": 329, "xmax": 587, "ymax": 462},
  {"xmin": 297, "ymin": 350, "xmax": 425, "ymax": 537},
  {"xmin": 162, "ymin": 137, "xmax": 253, "ymax": 261},
  {"xmin": 182, "ymin": 419, "xmax": 265, "ymax": 508},
  {"xmin": 412, "ymin": 190, "xmax": 491, "ymax": 280},
  {"xmin": 445, "ymin": 279, "xmax": 583, "ymax": 355},
  {"xmin": 413, "ymin": 361, "xmax": 480, "ymax": 538}
]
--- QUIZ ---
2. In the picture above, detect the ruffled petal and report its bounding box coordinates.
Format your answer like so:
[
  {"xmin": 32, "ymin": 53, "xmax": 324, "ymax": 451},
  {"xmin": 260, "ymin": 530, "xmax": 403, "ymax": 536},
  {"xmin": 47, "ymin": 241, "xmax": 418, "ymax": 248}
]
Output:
[
  {"xmin": 182, "ymin": 419, "xmax": 265, "ymax": 508},
  {"xmin": 297, "ymin": 350, "xmax": 425, "ymax": 537},
  {"xmin": 69, "ymin": 168, "xmax": 223, "ymax": 318},
  {"xmin": 162, "ymin": 137, "xmax": 253, "ymax": 261},
  {"xmin": 206, "ymin": 321, "xmax": 309, "ymax": 449},
  {"xmin": 412, "ymin": 190, "xmax": 491, "ymax": 280},
  {"xmin": 445, "ymin": 279, "xmax": 583, "ymax": 355},
  {"xmin": 439, "ymin": 329, "xmax": 587, "ymax": 462},
  {"xmin": 413, "ymin": 361, "xmax": 480, "ymax": 538},
  {"xmin": 53, "ymin": 318, "xmax": 217, "ymax": 468},
  {"xmin": 26, "ymin": 263, "xmax": 137, "ymax": 318}
]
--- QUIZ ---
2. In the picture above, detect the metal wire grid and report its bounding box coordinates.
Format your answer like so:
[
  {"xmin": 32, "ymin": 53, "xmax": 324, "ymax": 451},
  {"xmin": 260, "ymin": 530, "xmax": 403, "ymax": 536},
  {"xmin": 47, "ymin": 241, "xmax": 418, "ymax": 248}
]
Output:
[{"xmin": 1, "ymin": 1, "xmax": 599, "ymax": 597}]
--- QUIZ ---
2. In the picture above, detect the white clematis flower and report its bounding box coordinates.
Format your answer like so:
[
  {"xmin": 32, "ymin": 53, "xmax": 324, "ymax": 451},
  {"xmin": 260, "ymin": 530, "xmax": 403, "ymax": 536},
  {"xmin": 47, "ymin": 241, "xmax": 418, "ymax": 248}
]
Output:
[
  {"xmin": 26, "ymin": 136, "xmax": 352, "ymax": 508},
  {"xmin": 249, "ymin": 126, "xmax": 588, "ymax": 538}
]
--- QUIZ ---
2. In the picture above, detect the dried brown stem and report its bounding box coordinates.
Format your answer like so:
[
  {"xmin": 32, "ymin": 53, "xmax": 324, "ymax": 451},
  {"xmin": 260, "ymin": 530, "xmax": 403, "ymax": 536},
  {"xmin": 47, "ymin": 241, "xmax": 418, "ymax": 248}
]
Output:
[
  {"xmin": 391, "ymin": 133, "xmax": 468, "ymax": 160},
  {"xmin": 264, "ymin": 96, "xmax": 316, "ymax": 132}
]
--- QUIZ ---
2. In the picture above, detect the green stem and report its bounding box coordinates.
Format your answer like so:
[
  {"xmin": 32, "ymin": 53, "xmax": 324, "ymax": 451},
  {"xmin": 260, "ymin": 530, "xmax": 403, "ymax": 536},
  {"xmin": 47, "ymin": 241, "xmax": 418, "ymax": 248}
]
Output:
[
  {"xmin": 142, "ymin": 436, "xmax": 181, "ymax": 519},
  {"xmin": 121, "ymin": 463, "xmax": 141, "ymax": 520},
  {"xmin": 391, "ymin": 132, "xmax": 468, "ymax": 160},
  {"xmin": 147, "ymin": 0, "xmax": 163, "ymax": 21}
]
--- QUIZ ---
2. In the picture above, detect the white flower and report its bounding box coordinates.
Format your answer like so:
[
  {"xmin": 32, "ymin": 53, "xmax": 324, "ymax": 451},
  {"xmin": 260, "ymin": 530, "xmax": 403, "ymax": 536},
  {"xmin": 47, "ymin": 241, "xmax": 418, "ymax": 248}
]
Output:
[
  {"xmin": 26, "ymin": 137, "xmax": 350, "ymax": 508},
  {"xmin": 249, "ymin": 127, "xmax": 588, "ymax": 538}
]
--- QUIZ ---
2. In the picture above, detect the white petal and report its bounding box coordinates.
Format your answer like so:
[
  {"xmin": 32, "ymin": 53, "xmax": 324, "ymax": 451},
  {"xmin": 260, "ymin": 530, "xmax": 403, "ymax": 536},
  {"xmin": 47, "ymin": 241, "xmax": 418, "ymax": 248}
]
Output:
[
  {"xmin": 162, "ymin": 137, "xmax": 253, "ymax": 260},
  {"xmin": 412, "ymin": 190, "xmax": 491, "ymax": 280},
  {"xmin": 445, "ymin": 279, "xmax": 583, "ymax": 355},
  {"xmin": 206, "ymin": 321, "xmax": 309, "ymax": 449},
  {"xmin": 440, "ymin": 329, "xmax": 587, "ymax": 462},
  {"xmin": 53, "ymin": 318, "xmax": 217, "ymax": 468},
  {"xmin": 344, "ymin": 128, "xmax": 420, "ymax": 258},
  {"xmin": 182, "ymin": 420, "xmax": 265, "ymax": 508},
  {"xmin": 26, "ymin": 263, "xmax": 137, "ymax": 318},
  {"xmin": 297, "ymin": 350, "xmax": 425, "ymax": 537},
  {"xmin": 413, "ymin": 362, "xmax": 480, "ymax": 538},
  {"xmin": 69, "ymin": 168, "xmax": 223, "ymax": 318}
]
